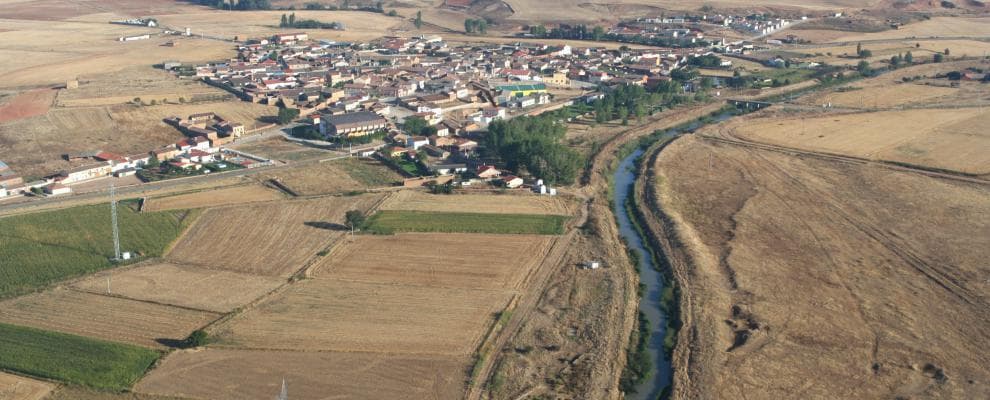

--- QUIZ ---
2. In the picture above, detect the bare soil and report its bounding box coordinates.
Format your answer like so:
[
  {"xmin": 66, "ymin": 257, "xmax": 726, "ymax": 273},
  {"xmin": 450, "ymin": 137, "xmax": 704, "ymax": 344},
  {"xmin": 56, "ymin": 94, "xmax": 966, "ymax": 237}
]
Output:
[
  {"xmin": 0, "ymin": 89, "xmax": 54, "ymax": 123},
  {"xmin": 0, "ymin": 371, "xmax": 54, "ymax": 400}
]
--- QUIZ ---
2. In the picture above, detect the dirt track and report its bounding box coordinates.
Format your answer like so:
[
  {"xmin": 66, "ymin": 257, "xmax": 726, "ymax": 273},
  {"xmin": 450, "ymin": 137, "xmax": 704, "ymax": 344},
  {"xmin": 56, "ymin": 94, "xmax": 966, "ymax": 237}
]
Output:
[{"xmin": 639, "ymin": 134, "xmax": 990, "ymax": 399}]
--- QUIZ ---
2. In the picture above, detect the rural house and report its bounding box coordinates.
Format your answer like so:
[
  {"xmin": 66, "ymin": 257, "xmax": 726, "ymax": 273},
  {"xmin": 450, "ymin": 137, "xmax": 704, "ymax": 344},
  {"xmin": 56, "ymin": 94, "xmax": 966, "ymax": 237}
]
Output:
[{"xmin": 320, "ymin": 111, "xmax": 388, "ymax": 138}]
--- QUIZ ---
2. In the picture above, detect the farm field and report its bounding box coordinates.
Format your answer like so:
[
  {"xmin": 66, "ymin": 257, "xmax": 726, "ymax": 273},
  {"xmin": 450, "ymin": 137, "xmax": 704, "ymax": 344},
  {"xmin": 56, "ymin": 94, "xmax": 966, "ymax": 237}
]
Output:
[
  {"xmin": 153, "ymin": 9, "xmax": 406, "ymax": 42},
  {"xmin": 0, "ymin": 88, "xmax": 55, "ymax": 123},
  {"xmin": 718, "ymin": 107, "xmax": 990, "ymax": 175},
  {"xmin": 381, "ymin": 190, "xmax": 576, "ymax": 215},
  {"xmin": 0, "ymin": 371, "xmax": 54, "ymax": 400},
  {"xmin": 166, "ymin": 194, "xmax": 384, "ymax": 276},
  {"xmin": 0, "ymin": 203, "xmax": 198, "ymax": 299},
  {"xmin": 44, "ymin": 387, "xmax": 187, "ymax": 400},
  {"xmin": 0, "ymin": 322, "xmax": 158, "ymax": 391},
  {"xmin": 71, "ymin": 262, "xmax": 284, "ymax": 313},
  {"xmin": 0, "ymin": 288, "xmax": 219, "ymax": 349},
  {"xmin": 56, "ymin": 66, "xmax": 230, "ymax": 108},
  {"xmin": 365, "ymin": 210, "xmax": 570, "ymax": 235},
  {"xmin": 232, "ymin": 138, "xmax": 328, "ymax": 162},
  {"xmin": 212, "ymin": 278, "xmax": 510, "ymax": 354},
  {"xmin": 834, "ymin": 17, "xmax": 990, "ymax": 42},
  {"xmin": 804, "ymin": 83, "xmax": 958, "ymax": 108},
  {"xmin": 142, "ymin": 184, "xmax": 284, "ymax": 212},
  {"xmin": 649, "ymin": 135, "xmax": 990, "ymax": 398},
  {"xmin": 798, "ymin": 39, "xmax": 990, "ymax": 66},
  {"xmin": 0, "ymin": 99, "xmax": 274, "ymax": 179},
  {"xmin": 135, "ymin": 348, "xmax": 467, "ymax": 400},
  {"xmin": 314, "ymin": 233, "xmax": 554, "ymax": 290},
  {"xmin": 259, "ymin": 158, "xmax": 402, "ymax": 195}
]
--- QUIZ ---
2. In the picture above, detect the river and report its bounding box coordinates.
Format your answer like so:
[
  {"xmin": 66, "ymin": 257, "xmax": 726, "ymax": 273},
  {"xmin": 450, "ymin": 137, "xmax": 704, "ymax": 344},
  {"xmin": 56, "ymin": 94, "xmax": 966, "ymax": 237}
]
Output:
[{"xmin": 613, "ymin": 146, "xmax": 672, "ymax": 400}]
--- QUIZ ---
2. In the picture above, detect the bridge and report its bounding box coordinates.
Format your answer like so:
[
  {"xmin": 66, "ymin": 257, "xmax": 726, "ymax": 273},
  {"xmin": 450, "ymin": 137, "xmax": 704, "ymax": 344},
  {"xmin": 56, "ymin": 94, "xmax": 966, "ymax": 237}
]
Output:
[{"xmin": 726, "ymin": 99, "xmax": 773, "ymax": 110}]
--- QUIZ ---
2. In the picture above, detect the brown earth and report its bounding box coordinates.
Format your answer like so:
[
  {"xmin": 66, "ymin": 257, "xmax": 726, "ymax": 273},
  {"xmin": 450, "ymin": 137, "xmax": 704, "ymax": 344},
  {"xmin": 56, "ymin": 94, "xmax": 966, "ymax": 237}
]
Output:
[
  {"xmin": 642, "ymin": 134, "xmax": 990, "ymax": 399},
  {"xmin": 211, "ymin": 278, "xmax": 512, "ymax": 355},
  {"xmin": 0, "ymin": 89, "xmax": 54, "ymax": 123},
  {"xmin": 141, "ymin": 184, "xmax": 285, "ymax": 212},
  {"xmin": 0, "ymin": 287, "xmax": 219, "ymax": 348},
  {"xmin": 70, "ymin": 261, "xmax": 284, "ymax": 313},
  {"xmin": 135, "ymin": 348, "xmax": 467, "ymax": 400},
  {"xmin": 256, "ymin": 158, "xmax": 401, "ymax": 195},
  {"xmin": 166, "ymin": 194, "xmax": 384, "ymax": 277},
  {"xmin": 0, "ymin": 371, "xmax": 54, "ymax": 400},
  {"xmin": 45, "ymin": 386, "xmax": 188, "ymax": 400},
  {"xmin": 312, "ymin": 233, "xmax": 554, "ymax": 290}
]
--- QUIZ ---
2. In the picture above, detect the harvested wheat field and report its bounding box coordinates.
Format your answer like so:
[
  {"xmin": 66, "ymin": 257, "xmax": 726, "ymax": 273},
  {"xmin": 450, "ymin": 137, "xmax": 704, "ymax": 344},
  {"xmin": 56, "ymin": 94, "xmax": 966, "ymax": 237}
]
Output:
[
  {"xmin": 314, "ymin": 233, "xmax": 553, "ymax": 290},
  {"xmin": 212, "ymin": 279, "xmax": 511, "ymax": 355},
  {"xmin": 651, "ymin": 135, "xmax": 990, "ymax": 399},
  {"xmin": 154, "ymin": 10, "xmax": 405, "ymax": 42},
  {"xmin": 719, "ymin": 107, "xmax": 990, "ymax": 175},
  {"xmin": 136, "ymin": 348, "xmax": 467, "ymax": 400},
  {"xmin": 0, "ymin": 288, "xmax": 219, "ymax": 348},
  {"xmin": 0, "ymin": 371, "xmax": 54, "ymax": 400},
  {"xmin": 142, "ymin": 184, "xmax": 284, "ymax": 212},
  {"xmin": 834, "ymin": 17, "xmax": 990, "ymax": 42},
  {"xmin": 806, "ymin": 83, "xmax": 958, "ymax": 108},
  {"xmin": 382, "ymin": 190, "xmax": 575, "ymax": 215},
  {"xmin": 71, "ymin": 262, "xmax": 284, "ymax": 313},
  {"xmin": 167, "ymin": 194, "xmax": 384, "ymax": 277}
]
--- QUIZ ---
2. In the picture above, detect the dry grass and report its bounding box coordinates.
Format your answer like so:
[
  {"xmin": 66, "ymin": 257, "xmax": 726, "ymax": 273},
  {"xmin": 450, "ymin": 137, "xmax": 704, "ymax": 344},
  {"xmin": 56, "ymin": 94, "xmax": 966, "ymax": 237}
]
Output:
[
  {"xmin": 799, "ymin": 39, "xmax": 990, "ymax": 66},
  {"xmin": 835, "ymin": 17, "xmax": 990, "ymax": 42},
  {"xmin": 259, "ymin": 158, "xmax": 402, "ymax": 195},
  {"xmin": 142, "ymin": 184, "xmax": 284, "ymax": 212},
  {"xmin": 166, "ymin": 194, "xmax": 384, "ymax": 277},
  {"xmin": 136, "ymin": 348, "xmax": 467, "ymax": 400},
  {"xmin": 720, "ymin": 107, "xmax": 990, "ymax": 174},
  {"xmin": 212, "ymin": 278, "xmax": 511, "ymax": 355},
  {"xmin": 381, "ymin": 190, "xmax": 576, "ymax": 215},
  {"xmin": 653, "ymin": 135, "xmax": 990, "ymax": 399},
  {"xmin": 57, "ymin": 66, "xmax": 230, "ymax": 107},
  {"xmin": 154, "ymin": 9, "xmax": 405, "ymax": 42},
  {"xmin": 313, "ymin": 233, "xmax": 553, "ymax": 290},
  {"xmin": 807, "ymin": 83, "xmax": 959, "ymax": 108},
  {"xmin": 70, "ymin": 262, "xmax": 284, "ymax": 313},
  {"xmin": 0, "ymin": 371, "xmax": 54, "ymax": 400},
  {"xmin": 0, "ymin": 287, "xmax": 219, "ymax": 348}
]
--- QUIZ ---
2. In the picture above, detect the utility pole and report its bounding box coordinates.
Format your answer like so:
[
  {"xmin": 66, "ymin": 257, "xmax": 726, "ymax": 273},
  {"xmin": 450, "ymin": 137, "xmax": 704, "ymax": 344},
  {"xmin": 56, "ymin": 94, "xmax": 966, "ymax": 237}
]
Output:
[{"xmin": 110, "ymin": 179, "xmax": 121, "ymax": 261}]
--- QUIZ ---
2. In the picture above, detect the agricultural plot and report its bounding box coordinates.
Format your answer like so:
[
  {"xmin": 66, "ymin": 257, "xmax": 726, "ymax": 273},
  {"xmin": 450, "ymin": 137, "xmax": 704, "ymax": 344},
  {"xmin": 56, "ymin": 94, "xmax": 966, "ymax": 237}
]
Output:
[
  {"xmin": 314, "ymin": 233, "xmax": 554, "ymax": 290},
  {"xmin": 260, "ymin": 158, "xmax": 402, "ymax": 195},
  {"xmin": 0, "ymin": 288, "xmax": 219, "ymax": 349},
  {"xmin": 0, "ymin": 322, "xmax": 158, "ymax": 391},
  {"xmin": 211, "ymin": 279, "xmax": 511, "ymax": 355},
  {"xmin": 153, "ymin": 9, "xmax": 405, "ymax": 42},
  {"xmin": 802, "ymin": 83, "xmax": 958, "ymax": 108},
  {"xmin": 71, "ymin": 262, "xmax": 284, "ymax": 313},
  {"xmin": 834, "ymin": 17, "xmax": 990, "ymax": 42},
  {"xmin": 166, "ymin": 194, "xmax": 384, "ymax": 276},
  {"xmin": 136, "ymin": 348, "xmax": 467, "ymax": 400},
  {"xmin": 142, "ymin": 184, "xmax": 284, "ymax": 212},
  {"xmin": 723, "ymin": 107, "xmax": 990, "ymax": 175},
  {"xmin": 365, "ymin": 210, "xmax": 570, "ymax": 235},
  {"xmin": 382, "ymin": 190, "xmax": 576, "ymax": 215},
  {"xmin": 0, "ymin": 371, "xmax": 54, "ymax": 400},
  {"xmin": 0, "ymin": 203, "xmax": 198, "ymax": 299}
]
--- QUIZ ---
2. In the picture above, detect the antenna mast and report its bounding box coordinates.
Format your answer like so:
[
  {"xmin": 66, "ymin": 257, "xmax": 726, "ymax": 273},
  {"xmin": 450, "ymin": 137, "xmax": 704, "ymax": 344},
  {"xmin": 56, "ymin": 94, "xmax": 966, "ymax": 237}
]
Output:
[{"xmin": 110, "ymin": 179, "xmax": 121, "ymax": 261}]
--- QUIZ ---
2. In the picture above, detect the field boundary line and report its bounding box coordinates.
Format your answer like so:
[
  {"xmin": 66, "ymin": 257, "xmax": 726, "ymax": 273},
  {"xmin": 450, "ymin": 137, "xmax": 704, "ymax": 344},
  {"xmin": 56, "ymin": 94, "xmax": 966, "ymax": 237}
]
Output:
[{"xmin": 64, "ymin": 286, "xmax": 227, "ymax": 316}]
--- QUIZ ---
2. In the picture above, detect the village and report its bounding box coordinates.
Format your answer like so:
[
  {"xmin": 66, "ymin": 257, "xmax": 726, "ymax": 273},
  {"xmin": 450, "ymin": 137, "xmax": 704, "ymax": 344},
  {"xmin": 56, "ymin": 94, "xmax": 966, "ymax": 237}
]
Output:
[{"xmin": 0, "ymin": 29, "xmax": 748, "ymax": 203}]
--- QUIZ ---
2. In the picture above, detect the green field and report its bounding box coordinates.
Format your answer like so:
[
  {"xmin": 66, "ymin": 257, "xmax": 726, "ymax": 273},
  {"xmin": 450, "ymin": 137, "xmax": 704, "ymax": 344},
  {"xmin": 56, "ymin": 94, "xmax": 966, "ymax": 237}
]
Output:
[
  {"xmin": 0, "ymin": 322, "xmax": 159, "ymax": 391},
  {"xmin": 0, "ymin": 203, "xmax": 199, "ymax": 298},
  {"xmin": 364, "ymin": 210, "xmax": 569, "ymax": 235}
]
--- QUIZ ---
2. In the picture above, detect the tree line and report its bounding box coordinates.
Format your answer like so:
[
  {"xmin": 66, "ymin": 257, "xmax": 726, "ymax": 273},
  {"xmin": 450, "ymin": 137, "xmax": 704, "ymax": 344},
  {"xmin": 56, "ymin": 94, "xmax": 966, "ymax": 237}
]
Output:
[
  {"xmin": 464, "ymin": 18, "xmax": 488, "ymax": 34},
  {"xmin": 279, "ymin": 13, "xmax": 343, "ymax": 29},
  {"xmin": 527, "ymin": 23, "xmax": 709, "ymax": 48},
  {"xmin": 482, "ymin": 114, "xmax": 583, "ymax": 185}
]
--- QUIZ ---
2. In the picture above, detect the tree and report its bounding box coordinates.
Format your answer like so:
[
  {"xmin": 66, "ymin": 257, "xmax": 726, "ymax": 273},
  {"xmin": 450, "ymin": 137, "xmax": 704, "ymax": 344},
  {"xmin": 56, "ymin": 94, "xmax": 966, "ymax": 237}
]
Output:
[
  {"xmin": 387, "ymin": 10, "xmax": 397, "ymax": 16},
  {"xmin": 905, "ymin": 51, "xmax": 913, "ymax": 63},
  {"xmin": 277, "ymin": 107, "xmax": 300, "ymax": 124},
  {"xmin": 617, "ymin": 107, "xmax": 629, "ymax": 125},
  {"xmin": 856, "ymin": 42, "xmax": 862, "ymax": 55},
  {"xmin": 288, "ymin": 12, "xmax": 296, "ymax": 27},
  {"xmin": 345, "ymin": 210, "xmax": 366, "ymax": 230},
  {"xmin": 857, "ymin": 60, "xmax": 872, "ymax": 76},
  {"xmin": 280, "ymin": 13, "xmax": 288, "ymax": 27},
  {"xmin": 146, "ymin": 155, "xmax": 160, "ymax": 169},
  {"xmin": 403, "ymin": 116, "xmax": 429, "ymax": 135},
  {"xmin": 592, "ymin": 26, "xmax": 604, "ymax": 41},
  {"xmin": 934, "ymin": 53, "xmax": 944, "ymax": 63},
  {"xmin": 184, "ymin": 330, "xmax": 208, "ymax": 348},
  {"xmin": 414, "ymin": 10, "xmax": 422, "ymax": 29},
  {"xmin": 464, "ymin": 19, "xmax": 475, "ymax": 33},
  {"xmin": 944, "ymin": 48, "xmax": 950, "ymax": 55},
  {"xmin": 478, "ymin": 18, "xmax": 487, "ymax": 34}
]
